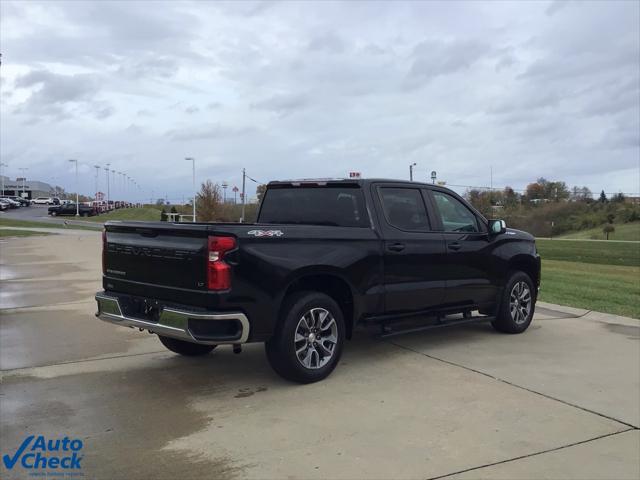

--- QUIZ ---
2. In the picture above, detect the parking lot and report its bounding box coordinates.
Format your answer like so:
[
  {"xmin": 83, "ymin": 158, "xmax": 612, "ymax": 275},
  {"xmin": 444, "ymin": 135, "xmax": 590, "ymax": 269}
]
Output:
[
  {"xmin": 0, "ymin": 203, "xmax": 103, "ymax": 228},
  {"xmin": 1, "ymin": 232, "xmax": 638, "ymax": 479}
]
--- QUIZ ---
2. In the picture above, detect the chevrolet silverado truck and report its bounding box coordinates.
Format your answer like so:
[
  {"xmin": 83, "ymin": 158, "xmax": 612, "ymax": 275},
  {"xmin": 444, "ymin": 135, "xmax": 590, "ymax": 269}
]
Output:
[{"xmin": 96, "ymin": 179, "xmax": 540, "ymax": 383}]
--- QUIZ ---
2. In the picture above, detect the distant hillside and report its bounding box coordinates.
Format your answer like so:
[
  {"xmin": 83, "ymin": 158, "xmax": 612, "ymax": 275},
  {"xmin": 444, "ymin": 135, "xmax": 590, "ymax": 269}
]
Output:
[{"xmin": 558, "ymin": 221, "xmax": 640, "ymax": 241}]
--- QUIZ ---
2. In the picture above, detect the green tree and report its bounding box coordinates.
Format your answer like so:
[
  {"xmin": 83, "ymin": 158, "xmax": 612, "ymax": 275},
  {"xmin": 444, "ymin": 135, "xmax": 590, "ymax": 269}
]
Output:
[
  {"xmin": 256, "ymin": 184, "xmax": 267, "ymax": 203},
  {"xmin": 196, "ymin": 180, "xmax": 222, "ymax": 222},
  {"xmin": 599, "ymin": 190, "xmax": 608, "ymax": 203},
  {"xmin": 603, "ymin": 224, "xmax": 615, "ymax": 240},
  {"xmin": 160, "ymin": 207, "xmax": 167, "ymax": 221}
]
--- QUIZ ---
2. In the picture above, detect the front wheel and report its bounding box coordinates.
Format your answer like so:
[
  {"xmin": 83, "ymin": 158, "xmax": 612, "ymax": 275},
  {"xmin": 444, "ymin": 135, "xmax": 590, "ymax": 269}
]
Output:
[
  {"xmin": 492, "ymin": 271, "xmax": 536, "ymax": 334},
  {"xmin": 158, "ymin": 335, "xmax": 217, "ymax": 356},
  {"xmin": 266, "ymin": 291, "xmax": 345, "ymax": 384},
  {"xmin": 50, "ymin": 211, "xmax": 56, "ymax": 216}
]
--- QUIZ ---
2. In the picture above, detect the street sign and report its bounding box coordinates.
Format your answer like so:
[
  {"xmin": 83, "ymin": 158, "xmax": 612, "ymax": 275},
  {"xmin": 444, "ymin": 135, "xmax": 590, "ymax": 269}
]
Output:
[
  {"xmin": 232, "ymin": 186, "xmax": 239, "ymax": 192},
  {"xmin": 349, "ymin": 172, "xmax": 361, "ymax": 178}
]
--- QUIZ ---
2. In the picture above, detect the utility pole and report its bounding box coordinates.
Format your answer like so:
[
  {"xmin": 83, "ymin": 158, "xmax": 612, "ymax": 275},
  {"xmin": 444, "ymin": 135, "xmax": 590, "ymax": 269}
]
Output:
[
  {"xmin": 104, "ymin": 164, "xmax": 111, "ymax": 208},
  {"xmin": 0, "ymin": 162, "xmax": 7, "ymax": 195},
  {"xmin": 409, "ymin": 163, "xmax": 417, "ymax": 182},
  {"xmin": 185, "ymin": 157, "xmax": 196, "ymax": 222},
  {"xmin": 68, "ymin": 159, "xmax": 79, "ymax": 216},
  {"xmin": 222, "ymin": 181, "xmax": 228, "ymax": 203},
  {"xmin": 241, "ymin": 168, "xmax": 246, "ymax": 223}
]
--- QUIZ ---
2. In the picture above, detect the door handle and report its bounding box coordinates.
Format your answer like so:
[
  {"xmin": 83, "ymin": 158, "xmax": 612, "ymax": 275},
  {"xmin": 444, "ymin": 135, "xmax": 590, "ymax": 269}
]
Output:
[
  {"xmin": 387, "ymin": 242, "xmax": 406, "ymax": 252},
  {"xmin": 448, "ymin": 242, "xmax": 462, "ymax": 251}
]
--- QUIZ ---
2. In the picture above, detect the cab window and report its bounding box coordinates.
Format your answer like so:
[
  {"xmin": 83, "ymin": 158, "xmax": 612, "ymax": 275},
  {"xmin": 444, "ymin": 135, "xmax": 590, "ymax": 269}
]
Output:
[
  {"xmin": 379, "ymin": 188, "xmax": 429, "ymax": 231},
  {"xmin": 432, "ymin": 191, "xmax": 479, "ymax": 233}
]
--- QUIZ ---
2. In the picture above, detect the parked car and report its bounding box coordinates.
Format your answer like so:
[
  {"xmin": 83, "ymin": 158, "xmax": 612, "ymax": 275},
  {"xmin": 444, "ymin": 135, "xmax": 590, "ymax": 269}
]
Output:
[
  {"xmin": 0, "ymin": 199, "xmax": 11, "ymax": 211},
  {"xmin": 96, "ymin": 178, "xmax": 541, "ymax": 383},
  {"xmin": 0, "ymin": 197, "xmax": 21, "ymax": 208},
  {"xmin": 48, "ymin": 203, "xmax": 97, "ymax": 217},
  {"xmin": 32, "ymin": 197, "xmax": 56, "ymax": 205},
  {"xmin": 1, "ymin": 195, "xmax": 30, "ymax": 207}
]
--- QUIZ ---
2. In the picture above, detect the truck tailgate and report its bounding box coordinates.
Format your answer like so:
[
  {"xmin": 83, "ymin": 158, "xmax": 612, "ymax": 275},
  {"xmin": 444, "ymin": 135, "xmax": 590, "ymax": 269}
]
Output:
[{"xmin": 104, "ymin": 222, "xmax": 210, "ymax": 290}]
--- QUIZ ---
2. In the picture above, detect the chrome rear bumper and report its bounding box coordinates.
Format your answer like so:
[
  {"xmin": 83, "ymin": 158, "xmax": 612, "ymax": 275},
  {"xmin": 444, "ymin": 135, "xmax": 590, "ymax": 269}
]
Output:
[{"xmin": 95, "ymin": 293, "xmax": 249, "ymax": 345}]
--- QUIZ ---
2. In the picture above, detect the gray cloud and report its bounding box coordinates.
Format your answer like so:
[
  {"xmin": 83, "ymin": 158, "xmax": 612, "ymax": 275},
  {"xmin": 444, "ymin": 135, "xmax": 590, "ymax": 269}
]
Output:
[
  {"xmin": 406, "ymin": 39, "xmax": 491, "ymax": 87},
  {"xmin": 1, "ymin": 0, "xmax": 638, "ymax": 201},
  {"xmin": 167, "ymin": 124, "xmax": 256, "ymax": 141},
  {"xmin": 251, "ymin": 93, "xmax": 310, "ymax": 116}
]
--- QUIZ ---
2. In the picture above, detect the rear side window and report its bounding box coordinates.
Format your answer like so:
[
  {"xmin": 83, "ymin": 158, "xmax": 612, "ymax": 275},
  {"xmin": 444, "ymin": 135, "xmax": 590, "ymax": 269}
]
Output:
[
  {"xmin": 259, "ymin": 186, "xmax": 369, "ymax": 227},
  {"xmin": 379, "ymin": 188, "xmax": 429, "ymax": 231},
  {"xmin": 432, "ymin": 191, "xmax": 479, "ymax": 232}
]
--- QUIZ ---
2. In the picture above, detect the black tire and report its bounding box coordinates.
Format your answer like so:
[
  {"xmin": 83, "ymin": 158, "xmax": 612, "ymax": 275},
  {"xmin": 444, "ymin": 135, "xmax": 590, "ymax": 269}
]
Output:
[
  {"xmin": 82, "ymin": 212, "xmax": 89, "ymax": 217},
  {"xmin": 158, "ymin": 335, "xmax": 217, "ymax": 356},
  {"xmin": 266, "ymin": 291, "xmax": 345, "ymax": 384},
  {"xmin": 50, "ymin": 211, "xmax": 56, "ymax": 216},
  {"xmin": 492, "ymin": 271, "xmax": 536, "ymax": 334}
]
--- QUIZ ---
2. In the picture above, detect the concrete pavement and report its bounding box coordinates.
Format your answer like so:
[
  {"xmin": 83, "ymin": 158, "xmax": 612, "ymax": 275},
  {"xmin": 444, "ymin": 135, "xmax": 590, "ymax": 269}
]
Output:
[{"xmin": 1, "ymin": 233, "xmax": 638, "ymax": 479}]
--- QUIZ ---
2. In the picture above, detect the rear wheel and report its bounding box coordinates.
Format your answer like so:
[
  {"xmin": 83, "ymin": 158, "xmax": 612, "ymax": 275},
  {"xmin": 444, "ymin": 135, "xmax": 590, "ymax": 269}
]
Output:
[
  {"xmin": 266, "ymin": 291, "xmax": 345, "ymax": 384},
  {"xmin": 492, "ymin": 271, "xmax": 536, "ymax": 333},
  {"xmin": 50, "ymin": 211, "xmax": 56, "ymax": 216},
  {"xmin": 158, "ymin": 335, "xmax": 216, "ymax": 356}
]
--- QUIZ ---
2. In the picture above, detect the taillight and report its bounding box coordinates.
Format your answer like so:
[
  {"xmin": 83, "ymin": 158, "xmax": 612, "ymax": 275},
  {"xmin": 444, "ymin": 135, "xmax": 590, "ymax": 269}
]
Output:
[
  {"xmin": 207, "ymin": 236, "xmax": 236, "ymax": 290},
  {"xmin": 102, "ymin": 229, "xmax": 107, "ymax": 275}
]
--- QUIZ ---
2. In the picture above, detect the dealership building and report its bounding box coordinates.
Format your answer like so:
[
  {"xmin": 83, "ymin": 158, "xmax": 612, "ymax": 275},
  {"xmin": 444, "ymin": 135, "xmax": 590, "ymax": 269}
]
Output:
[{"xmin": 0, "ymin": 175, "xmax": 59, "ymax": 199}]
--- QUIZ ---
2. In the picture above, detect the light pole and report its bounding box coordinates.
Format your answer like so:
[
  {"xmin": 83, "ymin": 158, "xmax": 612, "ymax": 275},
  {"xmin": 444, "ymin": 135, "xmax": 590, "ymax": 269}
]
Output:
[
  {"xmin": 185, "ymin": 157, "xmax": 196, "ymax": 222},
  {"xmin": 68, "ymin": 159, "xmax": 79, "ymax": 216},
  {"xmin": 111, "ymin": 170, "xmax": 116, "ymax": 202},
  {"xmin": 18, "ymin": 167, "xmax": 28, "ymax": 197},
  {"xmin": 431, "ymin": 170, "xmax": 437, "ymax": 184},
  {"xmin": 94, "ymin": 165, "xmax": 100, "ymax": 200},
  {"xmin": 222, "ymin": 181, "xmax": 228, "ymax": 203},
  {"xmin": 0, "ymin": 162, "xmax": 7, "ymax": 195},
  {"xmin": 104, "ymin": 164, "xmax": 111, "ymax": 208},
  {"xmin": 409, "ymin": 163, "xmax": 417, "ymax": 182}
]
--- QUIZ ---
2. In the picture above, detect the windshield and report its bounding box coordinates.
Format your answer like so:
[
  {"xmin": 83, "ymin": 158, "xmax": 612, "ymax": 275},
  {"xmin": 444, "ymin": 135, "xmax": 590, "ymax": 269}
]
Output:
[{"xmin": 258, "ymin": 186, "xmax": 369, "ymax": 227}]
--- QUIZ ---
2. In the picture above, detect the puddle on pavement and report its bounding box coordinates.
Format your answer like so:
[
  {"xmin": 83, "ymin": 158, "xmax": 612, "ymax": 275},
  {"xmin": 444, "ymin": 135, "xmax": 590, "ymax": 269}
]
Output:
[
  {"xmin": 0, "ymin": 262, "xmax": 83, "ymax": 280},
  {"xmin": 0, "ymin": 279, "xmax": 96, "ymax": 309},
  {"xmin": 1, "ymin": 365, "xmax": 246, "ymax": 479},
  {"xmin": 0, "ymin": 307, "xmax": 157, "ymax": 370}
]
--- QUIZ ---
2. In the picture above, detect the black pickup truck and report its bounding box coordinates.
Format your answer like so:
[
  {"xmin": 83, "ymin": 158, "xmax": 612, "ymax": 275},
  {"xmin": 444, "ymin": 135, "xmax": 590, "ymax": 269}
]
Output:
[
  {"xmin": 49, "ymin": 203, "xmax": 97, "ymax": 217},
  {"xmin": 96, "ymin": 179, "xmax": 540, "ymax": 383}
]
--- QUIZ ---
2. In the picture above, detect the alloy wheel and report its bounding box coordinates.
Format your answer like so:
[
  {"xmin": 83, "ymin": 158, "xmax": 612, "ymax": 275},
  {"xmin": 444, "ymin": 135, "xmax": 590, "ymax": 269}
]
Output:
[{"xmin": 294, "ymin": 308, "xmax": 338, "ymax": 369}]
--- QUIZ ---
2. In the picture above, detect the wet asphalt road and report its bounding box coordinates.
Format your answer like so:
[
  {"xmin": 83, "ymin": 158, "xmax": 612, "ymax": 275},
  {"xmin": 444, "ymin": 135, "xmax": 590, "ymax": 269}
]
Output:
[{"xmin": 0, "ymin": 233, "xmax": 638, "ymax": 479}]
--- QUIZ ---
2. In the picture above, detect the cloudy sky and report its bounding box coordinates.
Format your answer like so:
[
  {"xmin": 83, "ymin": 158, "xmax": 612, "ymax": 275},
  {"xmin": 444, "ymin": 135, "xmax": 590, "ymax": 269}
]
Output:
[{"xmin": 1, "ymin": 0, "xmax": 638, "ymax": 202}]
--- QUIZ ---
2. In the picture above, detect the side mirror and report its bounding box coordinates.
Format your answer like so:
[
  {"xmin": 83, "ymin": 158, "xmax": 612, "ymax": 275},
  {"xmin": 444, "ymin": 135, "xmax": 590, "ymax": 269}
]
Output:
[{"xmin": 489, "ymin": 219, "xmax": 507, "ymax": 235}]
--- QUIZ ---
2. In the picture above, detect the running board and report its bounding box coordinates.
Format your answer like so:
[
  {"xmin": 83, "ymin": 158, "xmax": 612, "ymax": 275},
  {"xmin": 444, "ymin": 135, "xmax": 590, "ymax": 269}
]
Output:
[{"xmin": 376, "ymin": 315, "xmax": 495, "ymax": 339}]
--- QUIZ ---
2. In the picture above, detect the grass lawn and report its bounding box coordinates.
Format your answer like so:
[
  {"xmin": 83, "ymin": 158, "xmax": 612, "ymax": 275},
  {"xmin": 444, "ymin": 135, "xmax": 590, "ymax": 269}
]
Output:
[
  {"xmin": 536, "ymin": 238, "xmax": 640, "ymax": 267},
  {"xmin": 0, "ymin": 218, "xmax": 100, "ymax": 231},
  {"xmin": 558, "ymin": 221, "xmax": 640, "ymax": 241},
  {"xmin": 83, "ymin": 207, "xmax": 162, "ymax": 222},
  {"xmin": 539, "ymin": 259, "xmax": 640, "ymax": 319},
  {"xmin": 0, "ymin": 228, "xmax": 53, "ymax": 237}
]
